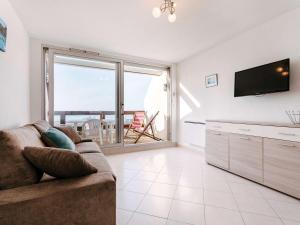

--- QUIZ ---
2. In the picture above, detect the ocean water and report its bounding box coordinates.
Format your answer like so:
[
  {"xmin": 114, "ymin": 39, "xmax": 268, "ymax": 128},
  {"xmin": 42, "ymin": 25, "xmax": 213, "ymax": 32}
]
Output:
[{"xmin": 54, "ymin": 115, "xmax": 133, "ymax": 125}]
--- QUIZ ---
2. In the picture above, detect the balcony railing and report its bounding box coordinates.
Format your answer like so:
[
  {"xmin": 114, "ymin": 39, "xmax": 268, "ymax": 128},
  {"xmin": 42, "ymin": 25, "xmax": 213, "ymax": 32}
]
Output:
[{"xmin": 54, "ymin": 110, "xmax": 144, "ymax": 126}]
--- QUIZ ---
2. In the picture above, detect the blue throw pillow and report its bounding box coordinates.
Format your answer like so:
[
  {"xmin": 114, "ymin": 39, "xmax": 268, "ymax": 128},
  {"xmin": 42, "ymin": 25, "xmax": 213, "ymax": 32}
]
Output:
[{"xmin": 41, "ymin": 128, "xmax": 76, "ymax": 150}]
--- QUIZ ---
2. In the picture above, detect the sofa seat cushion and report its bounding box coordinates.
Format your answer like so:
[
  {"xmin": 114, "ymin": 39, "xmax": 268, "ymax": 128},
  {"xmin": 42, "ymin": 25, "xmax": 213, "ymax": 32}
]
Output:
[
  {"xmin": 76, "ymin": 142, "xmax": 101, "ymax": 154},
  {"xmin": 81, "ymin": 153, "xmax": 116, "ymax": 180},
  {"xmin": 0, "ymin": 125, "xmax": 45, "ymax": 190}
]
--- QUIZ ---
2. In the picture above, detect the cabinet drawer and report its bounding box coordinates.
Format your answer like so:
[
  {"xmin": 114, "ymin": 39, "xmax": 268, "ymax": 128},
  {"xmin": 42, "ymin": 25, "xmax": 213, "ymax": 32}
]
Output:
[
  {"xmin": 264, "ymin": 138, "xmax": 300, "ymax": 198},
  {"xmin": 262, "ymin": 126, "xmax": 300, "ymax": 142},
  {"xmin": 229, "ymin": 134, "xmax": 263, "ymax": 182},
  {"xmin": 206, "ymin": 130, "xmax": 229, "ymax": 170},
  {"xmin": 206, "ymin": 122, "xmax": 228, "ymax": 132}
]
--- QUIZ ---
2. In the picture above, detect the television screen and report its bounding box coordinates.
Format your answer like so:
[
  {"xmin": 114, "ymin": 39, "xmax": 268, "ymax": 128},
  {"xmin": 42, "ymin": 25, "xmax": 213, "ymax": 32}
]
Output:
[{"xmin": 234, "ymin": 59, "xmax": 290, "ymax": 97}]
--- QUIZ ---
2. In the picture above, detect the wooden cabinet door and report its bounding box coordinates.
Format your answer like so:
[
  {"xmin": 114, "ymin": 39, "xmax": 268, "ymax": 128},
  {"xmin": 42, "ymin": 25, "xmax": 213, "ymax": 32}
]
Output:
[
  {"xmin": 230, "ymin": 134, "xmax": 263, "ymax": 182},
  {"xmin": 206, "ymin": 130, "xmax": 229, "ymax": 170},
  {"xmin": 264, "ymin": 138, "xmax": 300, "ymax": 198}
]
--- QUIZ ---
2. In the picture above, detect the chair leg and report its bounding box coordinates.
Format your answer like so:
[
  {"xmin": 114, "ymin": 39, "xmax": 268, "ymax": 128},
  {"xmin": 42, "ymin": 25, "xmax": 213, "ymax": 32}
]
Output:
[
  {"xmin": 134, "ymin": 132, "xmax": 144, "ymax": 144},
  {"xmin": 134, "ymin": 123, "xmax": 153, "ymax": 144},
  {"xmin": 149, "ymin": 123, "xmax": 162, "ymax": 141},
  {"xmin": 124, "ymin": 125, "xmax": 132, "ymax": 138},
  {"xmin": 134, "ymin": 130, "xmax": 162, "ymax": 141}
]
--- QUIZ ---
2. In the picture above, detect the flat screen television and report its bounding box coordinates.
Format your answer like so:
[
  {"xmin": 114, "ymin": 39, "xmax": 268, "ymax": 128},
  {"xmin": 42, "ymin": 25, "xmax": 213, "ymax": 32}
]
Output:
[{"xmin": 234, "ymin": 59, "xmax": 290, "ymax": 97}]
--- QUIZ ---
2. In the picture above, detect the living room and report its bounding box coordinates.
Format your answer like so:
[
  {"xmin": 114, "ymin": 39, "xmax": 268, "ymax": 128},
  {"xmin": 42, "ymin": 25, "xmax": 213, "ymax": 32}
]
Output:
[{"xmin": 0, "ymin": 0, "xmax": 300, "ymax": 225}]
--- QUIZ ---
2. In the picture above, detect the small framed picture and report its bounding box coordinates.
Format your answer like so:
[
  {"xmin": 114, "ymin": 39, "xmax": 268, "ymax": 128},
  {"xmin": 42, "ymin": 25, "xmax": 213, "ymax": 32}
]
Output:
[
  {"xmin": 0, "ymin": 18, "xmax": 7, "ymax": 52},
  {"xmin": 205, "ymin": 74, "xmax": 218, "ymax": 88}
]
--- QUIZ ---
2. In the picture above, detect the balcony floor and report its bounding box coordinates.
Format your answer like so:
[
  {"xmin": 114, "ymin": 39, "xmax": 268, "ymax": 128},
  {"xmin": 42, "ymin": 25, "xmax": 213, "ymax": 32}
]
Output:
[
  {"xmin": 124, "ymin": 130, "xmax": 164, "ymax": 145},
  {"xmin": 91, "ymin": 129, "xmax": 165, "ymax": 146}
]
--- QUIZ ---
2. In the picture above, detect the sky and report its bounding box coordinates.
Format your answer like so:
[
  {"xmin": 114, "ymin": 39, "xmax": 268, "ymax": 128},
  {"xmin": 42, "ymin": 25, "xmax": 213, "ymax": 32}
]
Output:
[{"xmin": 54, "ymin": 63, "xmax": 155, "ymax": 112}]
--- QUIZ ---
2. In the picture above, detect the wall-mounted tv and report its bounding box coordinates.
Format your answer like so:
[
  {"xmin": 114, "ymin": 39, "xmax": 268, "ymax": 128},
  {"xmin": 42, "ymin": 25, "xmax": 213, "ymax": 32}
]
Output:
[{"xmin": 234, "ymin": 59, "xmax": 290, "ymax": 97}]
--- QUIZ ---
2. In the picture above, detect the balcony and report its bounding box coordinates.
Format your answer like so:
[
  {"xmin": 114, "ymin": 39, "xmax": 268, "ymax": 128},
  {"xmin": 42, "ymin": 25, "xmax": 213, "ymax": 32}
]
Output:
[{"xmin": 54, "ymin": 110, "xmax": 166, "ymax": 145}]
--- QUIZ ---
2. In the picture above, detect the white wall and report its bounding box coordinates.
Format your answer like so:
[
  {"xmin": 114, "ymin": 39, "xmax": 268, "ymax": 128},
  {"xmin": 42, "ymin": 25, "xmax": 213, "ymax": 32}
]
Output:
[
  {"xmin": 0, "ymin": 0, "xmax": 30, "ymax": 129},
  {"xmin": 29, "ymin": 38, "xmax": 44, "ymax": 122},
  {"xmin": 177, "ymin": 8, "xmax": 300, "ymax": 147}
]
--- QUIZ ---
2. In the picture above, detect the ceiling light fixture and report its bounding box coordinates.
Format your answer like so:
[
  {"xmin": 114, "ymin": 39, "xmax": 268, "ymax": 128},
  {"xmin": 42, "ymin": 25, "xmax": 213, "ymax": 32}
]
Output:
[{"xmin": 152, "ymin": 0, "xmax": 176, "ymax": 23}]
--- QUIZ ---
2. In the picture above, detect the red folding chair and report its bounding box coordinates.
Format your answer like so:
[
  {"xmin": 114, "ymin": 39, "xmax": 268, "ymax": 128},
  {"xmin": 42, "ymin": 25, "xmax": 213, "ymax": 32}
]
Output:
[
  {"xmin": 125, "ymin": 111, "xmax": 162, "ymax": 143},
  {"xmin": 124, "ymin": 111, "xmax": 145, "ymax": 138}
]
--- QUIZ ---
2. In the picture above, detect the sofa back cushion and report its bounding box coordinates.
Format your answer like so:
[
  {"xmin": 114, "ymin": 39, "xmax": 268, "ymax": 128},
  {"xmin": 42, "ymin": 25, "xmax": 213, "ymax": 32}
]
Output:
[
  {"xmin": 55, "ymin": 126, "xmax": 82, "ymax": 144},
  {"xmin": 0, "ymin": 125, "xmax": 45, "ymax": 190},
  {"xmin": 32, "ymin": 120, "xmax": 52, "ymax": 134}
]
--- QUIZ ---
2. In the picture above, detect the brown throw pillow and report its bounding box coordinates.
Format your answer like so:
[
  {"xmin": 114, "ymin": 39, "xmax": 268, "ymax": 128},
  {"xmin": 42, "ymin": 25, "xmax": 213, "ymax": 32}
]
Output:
[
  {"xmin": 23, "ymin": 147, "xmax": 97, "ymax": 178},
  {"xmin": 55, "ymin": 126, "xmax": 82, "ymax": 144}
]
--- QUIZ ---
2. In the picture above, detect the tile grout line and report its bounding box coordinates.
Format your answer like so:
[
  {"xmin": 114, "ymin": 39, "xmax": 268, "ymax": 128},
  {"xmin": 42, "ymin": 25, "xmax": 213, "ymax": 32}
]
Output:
[
  {"xmin": 226, "ymin": 178, "xmax": 247, "ymax": 225},
  {"xmin": 261, "ymin": 192, "xmax": 287, "ymax": 225},
  {"xmin": 126, "ymin": 164, "xmax": 167, "ymax": 224},
  {"xmin": 113, "ymin": 149, "xmax": 299, "ymax": 225},
  {"xmin": 119, "ymin": 167, "xmax": 143, "ymax": 225},
  {"xmin": 201, "ymin": 167, "xmax": 208, "ymax": 225},
  {"xmin": 225, "ymin": 176, "xmax": 293, "ymax": 223},
  {"xmin": 165, "ymin": 167, "xmax": 182, "ymax": 224},
  {"xmin": 201, "ymin": 165, "xmax": 207, "ymax": 225}
]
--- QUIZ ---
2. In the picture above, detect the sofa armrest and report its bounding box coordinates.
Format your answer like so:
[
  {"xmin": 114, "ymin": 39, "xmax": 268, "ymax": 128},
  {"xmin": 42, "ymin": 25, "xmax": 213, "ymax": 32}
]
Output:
[{"xmin": 0, "ymin": 172, "xmax": 116, "ymax": 225}]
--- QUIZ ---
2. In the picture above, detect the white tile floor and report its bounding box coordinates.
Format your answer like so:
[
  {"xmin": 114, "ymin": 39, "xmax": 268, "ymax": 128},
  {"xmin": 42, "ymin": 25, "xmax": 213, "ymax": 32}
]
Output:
[{"xmin": 107, "ymin": 147, "xmax": 300, "ymax": 225}]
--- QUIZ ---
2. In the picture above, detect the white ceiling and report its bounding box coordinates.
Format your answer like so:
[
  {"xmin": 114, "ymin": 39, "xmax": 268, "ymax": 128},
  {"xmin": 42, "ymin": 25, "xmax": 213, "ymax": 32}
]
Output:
[{"xmin": 9, "ymin": 0, "xmax": 300, "ymax": 63}]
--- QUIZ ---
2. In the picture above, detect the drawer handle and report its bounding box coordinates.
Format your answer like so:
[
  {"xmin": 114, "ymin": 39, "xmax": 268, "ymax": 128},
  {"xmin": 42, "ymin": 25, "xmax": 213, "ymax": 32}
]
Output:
[
  {"xmin": 213, "ymin": 126, "xmax": 222, "ymax": 128},
  {"xmin": 213, "ymin": 133, "xmax": 222, "ymax": 136},
  {"xmin": 279, "ymin": 144, "xmax": 297, "ymax": 148},
  {"xmin": 278, "ymin": 132, "xmax": 296, "ymax": 136},
  {"xmin": 239, "ymin": 137, "xmax": 250, "ymax": 140},
  {"xmin": 239, "ymin": 128, "xmax": 251, "ymax": 132}
]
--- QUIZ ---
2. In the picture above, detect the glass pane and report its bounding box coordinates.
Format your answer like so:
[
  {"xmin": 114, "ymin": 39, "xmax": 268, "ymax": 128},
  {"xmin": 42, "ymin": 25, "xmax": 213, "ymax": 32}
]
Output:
[
  {"xmin": 53, "ymin": 55, "xmax": 118, "ymax": 145},
  {"xmin": 124, "ymin": 65, "xmax": 169, "ymax": 145}
]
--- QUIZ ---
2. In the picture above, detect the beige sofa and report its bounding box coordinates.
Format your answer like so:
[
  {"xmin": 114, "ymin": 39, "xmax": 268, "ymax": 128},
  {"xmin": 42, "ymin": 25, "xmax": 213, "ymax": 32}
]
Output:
[{"xmin": 0, "ymin": 121, "xmax": 116, "ymax": 225}]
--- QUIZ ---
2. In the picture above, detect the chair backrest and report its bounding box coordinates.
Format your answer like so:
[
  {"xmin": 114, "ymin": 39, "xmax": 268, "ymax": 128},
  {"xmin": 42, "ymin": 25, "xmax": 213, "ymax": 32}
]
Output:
[
  {"xmin": 131, "ymin": 112, "xmax": 145, "ymax": 129},
  {"xmin": 143, "ymin": 111, "xmax": 160, "ymax": 131},
  {"xmin": 82, "ymin": 119, "xmax": 100, "ymax": 137}
]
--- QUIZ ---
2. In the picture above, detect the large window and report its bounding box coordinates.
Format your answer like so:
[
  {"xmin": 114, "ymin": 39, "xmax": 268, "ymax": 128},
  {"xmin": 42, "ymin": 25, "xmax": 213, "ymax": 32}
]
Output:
[{"xmin": 45, "ymin": 48, "xmax": 171, "ymax": 148}]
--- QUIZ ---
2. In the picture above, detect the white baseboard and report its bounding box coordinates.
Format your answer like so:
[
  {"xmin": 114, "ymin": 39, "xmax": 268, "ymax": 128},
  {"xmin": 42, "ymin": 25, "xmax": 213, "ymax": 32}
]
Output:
[
  {"xmin": 102, "ymin": 141, "xmax": 177, "ymax": 155},
  {"xmin": 177, "ymin": 143, "xmax": 205, "ymax": 152}
]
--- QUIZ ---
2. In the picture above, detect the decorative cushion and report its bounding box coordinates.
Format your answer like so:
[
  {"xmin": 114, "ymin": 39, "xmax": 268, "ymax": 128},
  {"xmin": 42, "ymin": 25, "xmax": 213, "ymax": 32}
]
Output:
[
  {"xmin": 0, "ymin": 125, "xmax": 44, "ymax": 190},
  {"xmin": 23, "ymin": 147, "xmax": 98, "ymax": 178},
  {"xmin": 55, "ymin": 126, "xmax": 82, "ymax": 144},
  {"xmin": 41, "ymin": 128, "xmax": 75, "ymax": 150},
  {"xmin": 32, "ymin": 120, "xmax": 52, "ymax": 134}
]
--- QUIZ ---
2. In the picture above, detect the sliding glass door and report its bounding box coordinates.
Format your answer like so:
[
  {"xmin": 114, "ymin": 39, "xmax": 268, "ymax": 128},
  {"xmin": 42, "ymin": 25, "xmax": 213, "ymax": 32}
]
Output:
[
  {"xmin": 47, "ymin": 49, "xmax": 122, "ymax": 146},
  {"xmin": 45, "ymin": 47, "xmax": 171, "ymax": 148},
  {"xmin": 123, "ymin": 64, "xmax": 170, "ymax": 145}
]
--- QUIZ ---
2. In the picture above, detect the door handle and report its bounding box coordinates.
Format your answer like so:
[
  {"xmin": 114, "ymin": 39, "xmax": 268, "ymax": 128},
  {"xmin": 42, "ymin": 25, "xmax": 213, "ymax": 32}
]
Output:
[
  {"xmin": 278, "ymin": 132, "xmax": 296, "ymax": 136},
  {"xmin": 239, "ymin": 137, "xmax": 250, "ymax": 140},
  {"xmin": 239, "ymin": 128, "xmax": 251, "ymax": 132},
  {"xmin": 279, "ymin": 144, "xmax": 297, "ymax": 148},
  {"xmin": 120, "ymin": 103, "xmax": 124, "ymax": 116}
]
